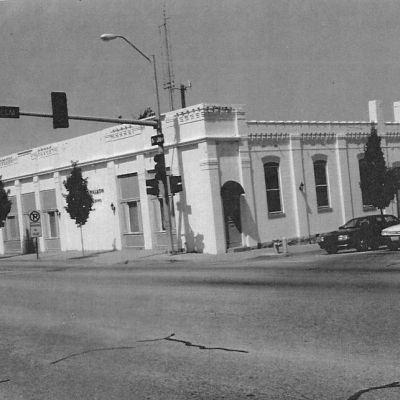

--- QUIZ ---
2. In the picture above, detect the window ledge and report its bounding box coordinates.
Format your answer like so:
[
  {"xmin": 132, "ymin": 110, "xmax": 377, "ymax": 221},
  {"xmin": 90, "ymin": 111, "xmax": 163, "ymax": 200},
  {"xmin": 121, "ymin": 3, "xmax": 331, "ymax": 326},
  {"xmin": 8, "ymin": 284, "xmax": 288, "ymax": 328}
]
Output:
[
  {"xmin": 122, "ymin": 232, "xmax": 144, "ymax": 236},
  {"xmin": 317, "ymin": 207, "xmax": 333, "ymax": 213},
  {"xmin": 268, "ymin": 212, "xmax": 286, "ymax": 219}
]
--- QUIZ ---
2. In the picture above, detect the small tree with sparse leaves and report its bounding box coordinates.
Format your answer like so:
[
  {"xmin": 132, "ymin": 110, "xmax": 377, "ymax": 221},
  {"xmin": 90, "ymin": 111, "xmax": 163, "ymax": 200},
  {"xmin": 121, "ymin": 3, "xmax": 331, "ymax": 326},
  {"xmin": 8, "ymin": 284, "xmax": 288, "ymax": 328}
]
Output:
[
  {"xmin": 63, "ymin": 162, "xmax": 94, "ymax": 256},
  {"xmin": 360, "ymin": 124, "xmax": 399, "ymax": 213},
  {"xmin": 0, "ymin": 176, "xmax": 11, "ymax": 228}
]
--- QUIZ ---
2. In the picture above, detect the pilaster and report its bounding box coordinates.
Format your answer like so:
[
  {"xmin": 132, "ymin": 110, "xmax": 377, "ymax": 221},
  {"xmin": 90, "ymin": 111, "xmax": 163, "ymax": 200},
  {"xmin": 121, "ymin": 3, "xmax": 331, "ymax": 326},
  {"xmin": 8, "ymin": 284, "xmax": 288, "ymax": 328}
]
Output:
[
  {"xmin": 136, "ymin": 155, "xmax": 154, "ymax": 250},
  {"xmin": 107, "ymin": 161, "xmax": 123, "ymax": 250},
  {"xmin": 200, "ymin": 142, "xmax": 226, "ymax": 254},
  {"xmin": 239, "ymin": 139, "xmax": 259, "ymax": 247},
  {"xmin": 289, "ymin": 134, "xmax": 310, "ymax": 239},
  {"xmin": 33, "ymin": 176, "xmax": 45, "ymax": 252},
  {"xmin": 335, "ymin": 133, "xmax": 354, "ymax": 222},
  {"xmin": 15, "ymin": 179, "xmax": 24, "ymax": 252},
  {"xmin": 54, "ymin": 172, "xmax": 68, "ymax": 251}
]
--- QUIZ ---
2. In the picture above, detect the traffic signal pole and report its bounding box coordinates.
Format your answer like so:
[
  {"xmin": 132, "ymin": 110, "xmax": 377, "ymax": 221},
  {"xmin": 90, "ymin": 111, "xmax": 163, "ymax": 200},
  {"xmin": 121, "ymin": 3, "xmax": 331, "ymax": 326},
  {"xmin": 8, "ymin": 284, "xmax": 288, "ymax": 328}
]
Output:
[
  {"xmin": 18, "ymin": 111, "xmax": 158, "ymax": 128},
  {"xmin": 151, "ymin": 54, "xmax": 175, "ymax": 255}
]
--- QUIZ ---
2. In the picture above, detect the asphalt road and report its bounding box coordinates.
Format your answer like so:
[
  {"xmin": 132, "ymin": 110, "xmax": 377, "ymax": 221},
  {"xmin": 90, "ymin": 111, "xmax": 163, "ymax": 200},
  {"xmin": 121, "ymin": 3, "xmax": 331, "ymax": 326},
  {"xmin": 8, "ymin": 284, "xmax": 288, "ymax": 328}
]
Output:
[{"xmin": 1, "ymin": 249, "xmax": 400, "ymax": 399}]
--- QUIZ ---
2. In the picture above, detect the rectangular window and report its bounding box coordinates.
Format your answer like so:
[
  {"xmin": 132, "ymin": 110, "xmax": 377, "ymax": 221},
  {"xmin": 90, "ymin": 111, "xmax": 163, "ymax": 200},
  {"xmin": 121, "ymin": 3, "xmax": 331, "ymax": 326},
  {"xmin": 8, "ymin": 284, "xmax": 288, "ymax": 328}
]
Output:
[
  {"xmin": 119, "ymin": 174, "xmax": 142, "ymax": 234},
  {"xmin": 264, "ymin": 162, "xmax": 282, "ymax": 213},
  {"xmin": 314, "ymin": 160, "xmax": 329, "ymax": 208},
  {"xmin": 6, "ymin": 215, "xmax": 19, "ymax": 240},
  {"xmin": 47, "ymin": 211, "xmax": 58, "ymax": 238},
  {"xmin": 5, "ymin": 196, "xmax": 19, "ymax": 240},
  {"xmin": 126, "ymin": 201, "xmax": 141, "ymax": 233}
]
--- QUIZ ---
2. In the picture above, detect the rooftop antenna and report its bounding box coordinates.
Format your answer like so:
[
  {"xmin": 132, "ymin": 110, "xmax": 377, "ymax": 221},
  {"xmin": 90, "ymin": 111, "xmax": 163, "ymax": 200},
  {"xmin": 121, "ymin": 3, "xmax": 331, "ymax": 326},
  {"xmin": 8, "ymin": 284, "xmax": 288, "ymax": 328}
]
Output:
[
  {"xmin": 159, "ymin": 9, "xmax": 175, "ymax": 111},
  {"xmin": 159, "ymin": 9, "xmax": 191, "ymax": 110}
]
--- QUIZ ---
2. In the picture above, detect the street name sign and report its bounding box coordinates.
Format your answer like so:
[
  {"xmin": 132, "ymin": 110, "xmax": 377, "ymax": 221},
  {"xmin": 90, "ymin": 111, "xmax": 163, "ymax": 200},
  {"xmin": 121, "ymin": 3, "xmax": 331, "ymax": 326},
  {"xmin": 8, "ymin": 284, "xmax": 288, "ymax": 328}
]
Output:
[
  {"xmin": 0, "ymin": 106, "xmax": 20, "ymax": 119},
  {"xmin": 30, "ymin": 222, "xmax": 42, "ymax": 238},
  {"xmin": 151, "ymin": 134, "xmax": 164, "ymax": 146}
]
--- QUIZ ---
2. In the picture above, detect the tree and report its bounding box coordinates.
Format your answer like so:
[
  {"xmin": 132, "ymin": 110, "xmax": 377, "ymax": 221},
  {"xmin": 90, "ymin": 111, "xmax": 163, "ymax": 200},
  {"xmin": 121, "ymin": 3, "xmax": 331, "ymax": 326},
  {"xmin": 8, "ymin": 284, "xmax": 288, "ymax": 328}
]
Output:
[
  {"xmin": 360, "ymin": 124, "xmax": 399, "ymax": 213},
  {"xmin": 63, "ymin": 162, "xmax": 94, "ymax": 256},
  {"xmin": 0, "ymin": 176, "xmax": 11, "ymax": 228},
  {"xmin": 138, "ymin": 107, "xmax": 155, "ymax": 119}
]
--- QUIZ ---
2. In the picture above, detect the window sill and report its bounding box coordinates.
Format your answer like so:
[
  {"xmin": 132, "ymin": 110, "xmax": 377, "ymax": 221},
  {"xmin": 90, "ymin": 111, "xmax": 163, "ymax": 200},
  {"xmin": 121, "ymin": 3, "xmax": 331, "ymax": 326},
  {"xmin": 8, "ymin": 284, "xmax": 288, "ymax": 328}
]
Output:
[
  {"xmin": 123, "ymin": 232, "xmax": 143, "ymax": 236},
  {"xmin": 268, "ymin": 212, "xmax": 286, "ymax": 219},
  {"xmin": 317, "ymin": 207, "xmax": 333, "ymax": 213}
]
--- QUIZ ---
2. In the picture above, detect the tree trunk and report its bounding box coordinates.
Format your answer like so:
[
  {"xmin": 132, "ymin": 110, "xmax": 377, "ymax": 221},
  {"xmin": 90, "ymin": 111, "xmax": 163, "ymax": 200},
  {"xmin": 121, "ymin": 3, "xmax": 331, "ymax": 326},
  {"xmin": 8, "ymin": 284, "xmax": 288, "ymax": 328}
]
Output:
[{"xmin": 80, "ymin": 225, "xmax": 84, "ymax": 257}]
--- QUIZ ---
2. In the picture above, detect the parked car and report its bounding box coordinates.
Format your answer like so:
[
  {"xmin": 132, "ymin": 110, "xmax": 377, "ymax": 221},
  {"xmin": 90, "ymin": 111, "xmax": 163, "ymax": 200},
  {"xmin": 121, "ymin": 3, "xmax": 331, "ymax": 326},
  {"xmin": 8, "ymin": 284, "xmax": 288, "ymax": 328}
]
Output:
[
  {"xmin": 318, "ymin": 214, "xmax": 399, "ymax": 254},
  {"xmin": 381, "ymin": 223, "xmax": 400, "ymax": 250}
]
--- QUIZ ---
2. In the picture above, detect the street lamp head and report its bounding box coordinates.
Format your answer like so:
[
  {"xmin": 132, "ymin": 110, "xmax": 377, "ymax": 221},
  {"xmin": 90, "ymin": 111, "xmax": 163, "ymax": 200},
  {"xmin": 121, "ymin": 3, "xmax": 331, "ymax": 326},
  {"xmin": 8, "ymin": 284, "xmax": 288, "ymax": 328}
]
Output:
[{"xmin": 100, "ymin": 33, "xmax": 119, "ymax": 42}]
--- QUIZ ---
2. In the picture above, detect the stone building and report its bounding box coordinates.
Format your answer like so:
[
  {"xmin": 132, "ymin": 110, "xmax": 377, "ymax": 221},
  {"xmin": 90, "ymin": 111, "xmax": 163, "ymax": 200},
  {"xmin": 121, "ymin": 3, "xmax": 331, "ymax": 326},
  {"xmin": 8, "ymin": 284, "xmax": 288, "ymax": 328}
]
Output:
[{"xmin": 0, "ymin": 100, "xmax": 400, "ymax": 254}]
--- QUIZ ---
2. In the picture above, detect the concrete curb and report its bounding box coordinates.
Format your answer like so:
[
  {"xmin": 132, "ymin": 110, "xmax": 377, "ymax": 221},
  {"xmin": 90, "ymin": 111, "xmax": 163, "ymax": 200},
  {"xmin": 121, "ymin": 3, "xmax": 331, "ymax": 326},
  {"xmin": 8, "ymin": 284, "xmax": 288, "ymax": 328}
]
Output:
[{"xmin": 0, "ymin": 244, "xmax": 324, "ymax": 266}]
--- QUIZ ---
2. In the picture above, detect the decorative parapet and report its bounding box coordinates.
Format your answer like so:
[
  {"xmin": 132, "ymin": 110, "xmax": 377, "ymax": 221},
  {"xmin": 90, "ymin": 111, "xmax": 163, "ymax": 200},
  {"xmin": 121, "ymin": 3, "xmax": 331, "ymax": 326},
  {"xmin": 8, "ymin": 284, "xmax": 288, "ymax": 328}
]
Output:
[
  {"xmin": 31, "ymin": 144, "xmax": 58, "ymax": 159},
  {"xmin": 176, "ymin": 104, "xmax": 237, "ymax": 126},
  {"xmin": 385, "ymin": 122, "xmax": 400, "ymax": 136},
  {"xmin": 0, "ymin": 155, "xmax": 17, "ymax": 168},
  {"xmin": 104, "ymin": 124, "xmax": 143, "ymax": 142},
  {"xmin": 247, "ymin": 120, "xmax": 372, "ymax": 140}
]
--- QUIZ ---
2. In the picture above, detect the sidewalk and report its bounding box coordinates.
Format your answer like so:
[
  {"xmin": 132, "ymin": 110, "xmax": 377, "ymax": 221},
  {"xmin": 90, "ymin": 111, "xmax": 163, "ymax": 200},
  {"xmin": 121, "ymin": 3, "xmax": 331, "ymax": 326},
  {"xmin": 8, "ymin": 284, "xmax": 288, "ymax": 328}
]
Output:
[{"xmin": 0, "ymin": 243, "xmax": 323, "ymax": 266}]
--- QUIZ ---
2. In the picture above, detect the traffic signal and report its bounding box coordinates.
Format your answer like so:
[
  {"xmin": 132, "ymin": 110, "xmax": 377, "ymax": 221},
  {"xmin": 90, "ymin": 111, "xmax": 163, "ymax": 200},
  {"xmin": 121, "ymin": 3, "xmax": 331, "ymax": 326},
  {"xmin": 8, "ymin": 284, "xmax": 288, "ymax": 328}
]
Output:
[
  {"xmin": 51, "ymin": 92, "xmax": 69, "ymax": 129},
  {"xmin": 154, "ymin": 153, "xmax": 166, "ymax": 182},
  {"xmin": 146, "ymin": 178, "xmax": 159, "ymax": 196},
  {"xmin": 170, "ymin": 175, "xmax": 183, "ymax": 194}
]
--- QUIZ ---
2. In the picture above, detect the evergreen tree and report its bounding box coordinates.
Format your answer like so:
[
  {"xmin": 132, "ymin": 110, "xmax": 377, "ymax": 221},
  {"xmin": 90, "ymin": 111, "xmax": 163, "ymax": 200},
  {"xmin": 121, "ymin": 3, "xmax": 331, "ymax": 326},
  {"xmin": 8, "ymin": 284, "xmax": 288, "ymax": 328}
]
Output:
[
  {"xmin": 360, "ymin": 124, "xmax": 399, "ymax": 213},
  {"xmin": 63, "ymin": 162, "xmax": 94, "ymax": 256},
  {"xmin": 0, "ymin": 176, "xmax": 11, "ymax": 228}
]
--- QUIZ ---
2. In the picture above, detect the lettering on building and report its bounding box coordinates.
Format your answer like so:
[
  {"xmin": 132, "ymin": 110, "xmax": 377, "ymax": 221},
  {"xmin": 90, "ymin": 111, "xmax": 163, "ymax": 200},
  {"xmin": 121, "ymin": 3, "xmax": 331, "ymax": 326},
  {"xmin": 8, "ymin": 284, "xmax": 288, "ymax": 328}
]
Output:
[
  {"xmin": 31, "ymin": 145, "xmax": 58, "ymax": 159},
  {"xmin": 0, "ymin": 155, "xmax": 17, "ymax": 168},
  {"xmin": 89, "ymin": 189, "xmax": 104, "ymax": 195},
  {"xmin": 90, "ymin": 188, "xmax": 104, "ymax": 205}
]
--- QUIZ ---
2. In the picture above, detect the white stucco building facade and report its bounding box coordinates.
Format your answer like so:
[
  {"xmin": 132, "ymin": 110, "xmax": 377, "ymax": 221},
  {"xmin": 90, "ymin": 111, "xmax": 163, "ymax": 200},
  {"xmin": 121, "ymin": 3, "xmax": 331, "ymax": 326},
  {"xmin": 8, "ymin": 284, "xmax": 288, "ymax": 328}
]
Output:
[{"xmin": 1, "ymin": 100, "xmax": 400, "ymax": 255}]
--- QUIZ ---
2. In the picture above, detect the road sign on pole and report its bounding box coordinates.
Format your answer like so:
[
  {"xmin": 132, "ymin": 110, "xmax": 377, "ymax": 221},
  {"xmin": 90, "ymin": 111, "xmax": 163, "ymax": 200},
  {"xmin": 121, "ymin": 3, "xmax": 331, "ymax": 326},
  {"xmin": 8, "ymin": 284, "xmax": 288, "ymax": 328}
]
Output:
[
  {"xmin": 29, "ymin": 210, "xmax": 41, "ymax": 223},
  {"xmin": 0, "ymin": 106, "xmax": 20, "ymax": 119},
  {"xmin": 151, "ymin": 134, "xmax": 164, "ymax": 146},
  {"xmin": 30, "ymin": 222, "xmax": 42, "ymax": 238}
]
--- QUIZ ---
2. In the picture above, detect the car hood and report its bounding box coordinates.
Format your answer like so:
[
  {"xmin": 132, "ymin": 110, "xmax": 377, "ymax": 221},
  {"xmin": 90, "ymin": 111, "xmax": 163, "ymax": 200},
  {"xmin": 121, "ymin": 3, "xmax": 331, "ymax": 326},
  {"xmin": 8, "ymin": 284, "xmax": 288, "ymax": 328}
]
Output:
[
  {"xmin": 382, "ymin": 223, "xmax": 400, "ymax": 234},
  {"xmin": 321, "ymin": 228, "xmax": 358, "ymax": 237}
]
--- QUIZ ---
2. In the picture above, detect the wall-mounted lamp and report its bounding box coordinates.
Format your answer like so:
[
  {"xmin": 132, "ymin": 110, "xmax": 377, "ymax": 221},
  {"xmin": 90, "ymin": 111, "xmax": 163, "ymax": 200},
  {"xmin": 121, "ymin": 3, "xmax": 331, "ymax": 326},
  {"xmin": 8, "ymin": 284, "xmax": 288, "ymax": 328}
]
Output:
[
  {"xmin": 110, "ymin": 203, "xmax": 116, "ymax": 214},
  {"xmin": 299, "ymin": 182, "xmax": 304, "ymax": 192},
  {"xmin": 55, "ymin": 209, "xmax": 60, "ymax": 216}
]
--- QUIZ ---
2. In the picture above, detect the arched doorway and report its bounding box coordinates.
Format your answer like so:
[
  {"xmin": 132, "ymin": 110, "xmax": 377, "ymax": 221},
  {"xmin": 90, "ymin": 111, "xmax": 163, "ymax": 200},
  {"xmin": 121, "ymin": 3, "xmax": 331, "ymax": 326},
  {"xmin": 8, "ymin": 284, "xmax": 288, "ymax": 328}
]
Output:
[{"xmin": 221, "ymin": 181, "xmax": 245, "ymax": 249}]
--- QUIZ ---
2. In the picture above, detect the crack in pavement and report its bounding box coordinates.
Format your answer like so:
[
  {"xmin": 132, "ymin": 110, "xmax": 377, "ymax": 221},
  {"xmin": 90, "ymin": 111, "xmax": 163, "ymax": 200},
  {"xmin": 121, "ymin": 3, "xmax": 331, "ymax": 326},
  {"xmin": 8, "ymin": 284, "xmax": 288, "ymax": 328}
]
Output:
[
  {"xmin": 346, "ymin": 381, "xmax": 400, "ymax": 400},
  {"xmin": 50, "ymin": 333, "xmax": 249, "ymax": 364},
  {"xmin": 50, "ymin": 346, "xmax": 138, "ymax": 365},
  {"xmin": 140, "ymin": 333, "xmax": 249, "ymax": 353}
]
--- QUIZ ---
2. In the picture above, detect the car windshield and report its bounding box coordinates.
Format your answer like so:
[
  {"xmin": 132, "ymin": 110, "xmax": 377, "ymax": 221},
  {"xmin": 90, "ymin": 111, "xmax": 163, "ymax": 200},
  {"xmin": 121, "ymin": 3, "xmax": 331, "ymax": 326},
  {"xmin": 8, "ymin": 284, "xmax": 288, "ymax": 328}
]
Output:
[{"xmin": 342, "ymin": 218, "xmax": 366, "ymax": 229}]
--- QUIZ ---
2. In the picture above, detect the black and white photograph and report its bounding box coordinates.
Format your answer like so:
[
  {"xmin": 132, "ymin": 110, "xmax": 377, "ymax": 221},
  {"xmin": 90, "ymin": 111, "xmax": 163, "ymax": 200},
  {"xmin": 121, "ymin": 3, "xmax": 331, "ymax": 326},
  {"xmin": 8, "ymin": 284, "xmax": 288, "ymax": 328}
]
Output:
[{"xmin": 1, "ymin": 1, "xmax": 400, "ymax": 399}]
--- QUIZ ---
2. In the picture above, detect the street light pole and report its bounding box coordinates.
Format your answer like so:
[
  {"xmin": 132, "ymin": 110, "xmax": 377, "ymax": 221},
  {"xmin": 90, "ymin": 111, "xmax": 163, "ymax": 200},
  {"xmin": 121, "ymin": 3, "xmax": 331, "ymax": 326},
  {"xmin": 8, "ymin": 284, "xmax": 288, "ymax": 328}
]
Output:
[{"xmin": 100, "ymin": 33, "xmax": 175, "ymax": 254}]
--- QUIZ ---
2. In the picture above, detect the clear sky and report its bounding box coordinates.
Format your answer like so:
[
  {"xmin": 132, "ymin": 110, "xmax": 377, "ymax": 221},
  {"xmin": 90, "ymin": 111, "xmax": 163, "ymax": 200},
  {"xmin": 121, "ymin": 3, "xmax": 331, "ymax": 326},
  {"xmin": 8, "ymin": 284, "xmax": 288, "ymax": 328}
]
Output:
[{"xmin": 1, "ymin": 0, "xmax": 400, "ymax": 157}]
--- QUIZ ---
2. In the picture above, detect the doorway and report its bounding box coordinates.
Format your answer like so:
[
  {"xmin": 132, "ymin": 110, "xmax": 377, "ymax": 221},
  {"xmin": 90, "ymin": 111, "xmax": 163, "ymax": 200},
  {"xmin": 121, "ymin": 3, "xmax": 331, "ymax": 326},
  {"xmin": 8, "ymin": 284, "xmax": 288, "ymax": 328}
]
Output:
[{"xmin": 221, "ymin": 181, "xmax": 245, "ymax": 249}]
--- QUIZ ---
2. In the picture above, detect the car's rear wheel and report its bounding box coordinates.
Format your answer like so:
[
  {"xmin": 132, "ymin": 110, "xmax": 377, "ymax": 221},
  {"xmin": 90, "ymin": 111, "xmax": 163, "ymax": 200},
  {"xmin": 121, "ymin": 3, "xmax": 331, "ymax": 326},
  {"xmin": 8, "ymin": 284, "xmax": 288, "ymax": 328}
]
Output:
[{"xmin": 356, "ymin": 238, "xmax": 368, "ymax": 252}]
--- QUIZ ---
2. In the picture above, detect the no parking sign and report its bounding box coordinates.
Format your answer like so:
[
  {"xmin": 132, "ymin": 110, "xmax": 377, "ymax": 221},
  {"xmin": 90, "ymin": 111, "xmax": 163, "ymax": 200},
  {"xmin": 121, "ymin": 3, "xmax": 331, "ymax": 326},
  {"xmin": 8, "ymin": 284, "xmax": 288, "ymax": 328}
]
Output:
[{"xmin": 29, "ymin": 211, "xmax": 42, "ymax": 237}]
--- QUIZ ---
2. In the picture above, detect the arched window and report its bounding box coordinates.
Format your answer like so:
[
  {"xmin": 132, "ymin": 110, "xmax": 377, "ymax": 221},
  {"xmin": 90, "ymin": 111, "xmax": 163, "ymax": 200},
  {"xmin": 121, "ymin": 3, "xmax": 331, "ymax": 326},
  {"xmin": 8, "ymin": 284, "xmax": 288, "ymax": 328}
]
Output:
[
  {"xmin": 313, "ymin": 160, "xmax": 329, "ymax": 208},
  {"xmin": 264, "ymin": 162, "xmax": 282, "ymax": 213}
]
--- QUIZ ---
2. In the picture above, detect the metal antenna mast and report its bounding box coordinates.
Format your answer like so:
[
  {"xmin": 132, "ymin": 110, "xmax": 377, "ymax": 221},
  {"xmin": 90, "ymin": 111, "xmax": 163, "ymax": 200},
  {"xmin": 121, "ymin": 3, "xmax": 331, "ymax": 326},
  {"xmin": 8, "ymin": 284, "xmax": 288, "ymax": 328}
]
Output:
[{"xmin": 159, "ymin": 9, "xmax": 175, "ymax": 111}]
